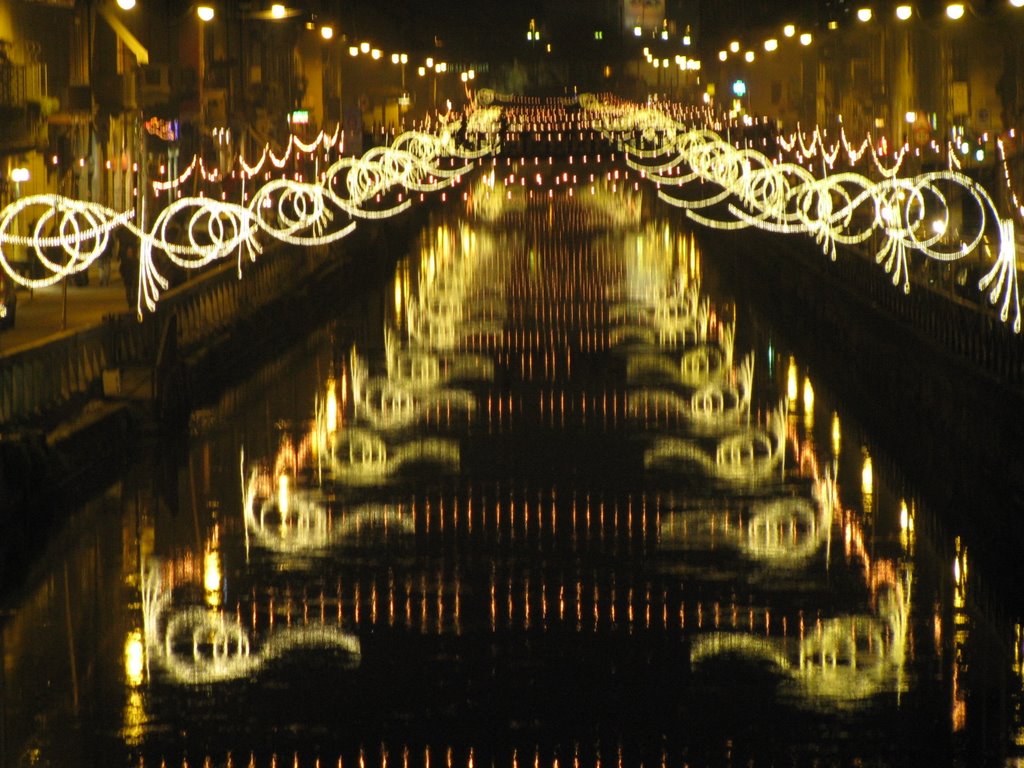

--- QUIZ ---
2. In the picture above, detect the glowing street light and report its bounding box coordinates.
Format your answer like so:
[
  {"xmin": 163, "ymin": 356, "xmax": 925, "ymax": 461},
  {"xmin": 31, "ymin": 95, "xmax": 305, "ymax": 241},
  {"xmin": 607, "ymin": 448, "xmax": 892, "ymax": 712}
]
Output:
[
  {"xmin": 271, "ymin": 3, "xmax": 286, "ymax": 19},
  {"xmin": 349, "ymin": 46, "xmax": 359, "ymax": 56},
  {"xmin": 1012, "ymin": 0, "xmax": 1024, "ymax": 8},
  {"xmin": 799, "ymin": 32, "xmax": 812, "ymax": 45},
  {"xmin": 196, "ymin": 5, "xmax": 215, "ymax": 22},
  {"xmin": 857, "ymin": 7, "xmax": 873, "ymax": 21},
  {"xmin": 116, "ymin": 0, "xmax": 136, "ymax": 9},
  {"xmin": 718, "ymin": 50, "xmax": 727, "ymax": 61},
  {"xmin": 764, "ymin": 38, "xmax": 778, "ymax": 52},
  {"xmin": 320, "ymin": 24, "xmax": 334, "ymax": 40},
  {"xmin": 360, "ymin": 41, "xmax": 370, "ymax": 54},
  {"xmin": 728, "ymin": 40, "xmax": 740, "ymax": 52},
  {"xmin": 744, "ymin": 50, "xmax": 755, "ymax": 62},
  {"xmin": 371, "ymin": 48, "xmax": 382, "ymax": 60},
  {"xmin": 783, "ymin": 23, "xmax": 796, "ymax": 37},
  {"xmin": 895, "ymin": 4, "xmax": 913, "ymax": 20},
  {"xmin": 945, "ymin": 2, "xmax": 965, "ymax": 18}
]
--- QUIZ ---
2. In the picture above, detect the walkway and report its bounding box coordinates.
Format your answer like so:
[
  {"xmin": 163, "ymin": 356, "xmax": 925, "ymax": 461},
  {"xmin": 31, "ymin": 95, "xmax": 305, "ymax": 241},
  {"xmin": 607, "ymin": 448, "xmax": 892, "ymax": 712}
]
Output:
[{"xmin": 0, "ymin": 275, "xmax": 132, "ymax": 356}]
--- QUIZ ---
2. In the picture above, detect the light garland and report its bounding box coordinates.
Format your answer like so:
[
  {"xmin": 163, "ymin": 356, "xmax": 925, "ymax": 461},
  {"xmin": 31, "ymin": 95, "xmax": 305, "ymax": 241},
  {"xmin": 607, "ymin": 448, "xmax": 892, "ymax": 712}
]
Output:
[{"xmin": 587, "ymin": 99, "xmax": 1022, "ymax": 332}]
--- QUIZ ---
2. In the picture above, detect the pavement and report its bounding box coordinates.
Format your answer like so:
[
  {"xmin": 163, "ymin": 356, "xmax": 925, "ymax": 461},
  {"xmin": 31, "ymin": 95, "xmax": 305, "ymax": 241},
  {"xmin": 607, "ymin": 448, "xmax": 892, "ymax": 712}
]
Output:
[{"xmin": 0, "ymin": 271, "xmax": 133, "ymax": 357}]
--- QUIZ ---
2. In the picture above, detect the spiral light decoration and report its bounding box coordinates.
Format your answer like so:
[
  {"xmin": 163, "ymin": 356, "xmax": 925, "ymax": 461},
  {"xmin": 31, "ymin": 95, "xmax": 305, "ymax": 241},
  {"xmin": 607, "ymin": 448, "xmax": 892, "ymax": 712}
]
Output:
[
  {"xmin": 587, "ymin": 100, "xmax": 1022, "ymax": 333},
  {"xmin": 0, "ymin": 108, "xmax": 503, "ymax": 318}
]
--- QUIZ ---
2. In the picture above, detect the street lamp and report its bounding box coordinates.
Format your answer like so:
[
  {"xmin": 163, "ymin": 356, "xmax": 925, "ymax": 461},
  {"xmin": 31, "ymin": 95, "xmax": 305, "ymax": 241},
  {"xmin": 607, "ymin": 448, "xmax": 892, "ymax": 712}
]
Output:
[
  {"xmin": 197, "ymin": 5, "xmax": 215, "ymax": 22},
  {"xmin": 764, "ymin": 38, "xmax": 778, "ymax": 51},
  {"xmin": 320, "ymin": 24, "xmax": 334, "ymax": 40},
  {"xmin": 116, "ymin": 0, "xmax": 136, "ymax": 9},
  {"xmin": 945, "ymin": 3, "xmax": 965, "ymax": 19},
  {"xmin": 895, "ymin": 4, "xmax": 913, "ymax": 20},
  {"xmin": 857, "ymin": 7, "xmax": 873, "ymax": 22},
  {"xmin": 799, "ymin": 32, "xmax": 813, "ymax": 45}
]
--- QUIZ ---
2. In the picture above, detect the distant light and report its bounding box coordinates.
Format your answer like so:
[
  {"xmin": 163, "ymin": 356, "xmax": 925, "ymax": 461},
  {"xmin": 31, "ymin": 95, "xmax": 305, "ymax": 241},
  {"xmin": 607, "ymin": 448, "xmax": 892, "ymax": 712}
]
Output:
[
  {"xmin": 371, "ymin": 48, "xmax": 382, "ymax": 60},
  {"xmin": 460, "ymin": 72, "xmax": 468, "ymax": 82},
  {"xmin": 744, "ymin": 50, "xmax": 755, "ymax": 62},
  {"xmin": 960, "ymin": 141, "xmax": 970, "ymax": 154},
  {"xmin": 197, "ymin": 5, "xmax": 214, "ymax": 21},
  {"xmin": 975, "ymin": 147, "xmax": 985, "ymax": 161},
  {"xmin": 799, "ymin": 32, "xmax": 812, "ymax": 45},
  {"xmin": 702, "ymin": 92, "xmax": 711, "ymax": 104},
  {"xmin": 426, "ymin": 57, "xmax": 434, "ymax": 68},
  {"xmin": 271, "ymin": 4, "xmax": 286, "ymax": 19},
  {"xmin": 764, "ymin": 38, "xmax": 778, "ymax": 52},
  {"xmin": 728, "ymin": 40, "xmax": 740, "ymax": 52},
  {"xmin": 116, "ymin": 0, "xmax": 135, "ymax": 9},
  {"xmin": 896, "ymin": 4, "xmax": 913, "ymax": 20},
  {"xmin": 783, "ymin": 23, "xmax": 796, "ymax": 37},
  {"xmin": 945, "ymin": 2, "xmax": 965, "ymax": 18},
  {"xmin": 718, "ymin": 50, "xmax": 727, "ymax": 61},
  {"xmin": 10, "ymin": 167, "xmax": 29, "ymax": 183},
  {"xmin": 857, "ymin": 7, "xmax": 873, "ymax": 21},
  {"xmin": 682, "ymin": 35, "xmax": 691, "ymax": 45},
  {"xmin": 732, "ymin": 79, "xmax": 746, "ymax": 97},
  {"xmin": 661, "ymin": 29, "xmax": 668, "ymax": 40},
  {"xmin": 320, "ymin": 25, "xmax": 334, "ymax": 40},
  {"xmin": 653, "ymin": 58, "xmax": 660, "ymax": 68},
  {"xmin": 400, "ymin": 53, "xmax": 408, "ymax": 64},
  {"xmin": 633, "ymin": 24, "xmax": 642, "ymax": 36},
  {"xmin": 905, "ymin": 110, "xmax": 917, "ymax": 123},
  {"xmin": 349, "ymin": 46, "xmax": 359, "ymax": 56},
  {"xmin": 289, "ymin": 109, "xmax": 309, "ymax": 124},
  {"xmin": 1013, "ymin": 0, "xmax": 1024, "ymax": 8},
  {"xmin": 828, "ymin": 20, "xmax": 839, "ymax": 29},
  {"xmin": 468, "ymin": 69, "xmax": 475, "ymax": 79},
  {"xmin": 417, "ymin": 66, "xmax": 426, "ymax": 76},
  {"xmin": 391, "ymin": 52, "xmax": 400, "ymax": 64}
]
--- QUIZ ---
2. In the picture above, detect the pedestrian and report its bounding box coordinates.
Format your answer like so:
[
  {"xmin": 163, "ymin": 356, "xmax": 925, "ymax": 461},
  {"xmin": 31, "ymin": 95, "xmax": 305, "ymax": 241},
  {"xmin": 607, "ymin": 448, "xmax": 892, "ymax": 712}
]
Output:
[{"xmin": 120, "ymin": 242, "xmax": 139, "ymax": 308}]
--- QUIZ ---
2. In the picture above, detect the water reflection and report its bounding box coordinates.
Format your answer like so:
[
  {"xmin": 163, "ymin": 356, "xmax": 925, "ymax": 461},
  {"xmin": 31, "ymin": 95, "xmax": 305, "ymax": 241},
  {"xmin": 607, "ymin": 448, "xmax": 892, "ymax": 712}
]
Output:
[{"xmin": 2, "ymin": 167, "xmax": 1021, "ymax": 766}]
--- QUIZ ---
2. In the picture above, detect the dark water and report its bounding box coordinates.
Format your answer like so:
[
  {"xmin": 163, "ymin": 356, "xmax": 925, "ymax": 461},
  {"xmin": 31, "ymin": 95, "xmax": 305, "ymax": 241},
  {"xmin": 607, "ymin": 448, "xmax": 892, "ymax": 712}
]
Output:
[{"xmin": 3, "ymin": 169, "xmax": 1023, "ymax": 767}]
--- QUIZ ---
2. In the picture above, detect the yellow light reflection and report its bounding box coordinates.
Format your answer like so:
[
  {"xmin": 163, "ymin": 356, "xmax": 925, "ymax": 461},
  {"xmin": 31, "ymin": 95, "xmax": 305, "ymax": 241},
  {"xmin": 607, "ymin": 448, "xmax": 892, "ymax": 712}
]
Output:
[
  {"xmin": 326, "ymin": 378, "xmax": 339, "ymax": 434},
  {"xmin": 899, "ymin": 499, "xmax": 915, "ymax": 551},
  {"xmin": 124, "ymin": 629, "xmax": 145, "ymax": 686},
  {"xmin": 831, "ymin": 412, "xmax": 841, "ymax": 457},
  {"xmin": 204, "ymin": 548, "xmax": 222, "ymax": 607},
  {"xmin": 786, "ymin": 357, "xmax": 798, "ymax": 406},
  {"xmin": 802, "ymin": 376, "xmax": 815, "ymax": 429},
  {"xmin": 278, "ymin": 473, "xmax": 290, "ymax": 517}
]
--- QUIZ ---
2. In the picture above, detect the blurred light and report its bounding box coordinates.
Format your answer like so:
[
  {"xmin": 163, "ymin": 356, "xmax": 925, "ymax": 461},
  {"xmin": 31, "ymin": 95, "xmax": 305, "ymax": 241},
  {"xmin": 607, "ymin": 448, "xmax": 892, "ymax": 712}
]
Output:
[
  {"xmin": 764, "ymin": 38, "xmax": 778, "ymax": 51},
  {"xmin": 744, "ymin": 50, "xmax": 755, "ymax": 62},
  {"xmin": 197, "ymin": 5, "xmax": 215, "ymax": 21},
  {"xmin": 10, "ymin": 167, "xmax": 29, "ymax": 183},
  {"xmin": 661, "ymin": 29, "xmax": 669, "ymax": 40},
  {"xmin": 718, "ymin": 50, "xmax": 727, "ymax": 61},
  {"xmin": 124, "ymin": 630, "xmax": 145, "ymax": 687},
  {"xmin": 417, "ymin": 66, "xmax": 426, "ymax": 76},
  {"xmin": 932, "ymin": 218, "xmax": 947, "ymax": 235},
  {"xmin": 371, "ymin": 48, "xmax": 382, "ymax": 59},
  {"xmin": 729, "ymin": 40, "xmax": 740, "ymax": 52},
  {"xmin": 391, "ymin": 52, "xmax": 400, "ymax": 64},
  {"xmin": 320, "ymin": 24, "xmax": 334, "ymax": 40},
  {"xmin": 204, "ymin": 549, "xmax": 222, "ymax": 607},
  {"xmin": 905, "ymin": 110, "xmax": 917, "ymax": 123},
  {"xmin": 828, "ymin": 20, "xmax": 839, "ymax": 29},
  {"xmin": 426, "ymin": 56, "xmax": 434, "ymax": 68},
  {"xmin": 461, "ymin": 71, "xmax": 468, "ymax": 81},
  {"xmin": 799, "ymin": 32, "xmax": 812, "ymax": 45},
  {"xmin": 975, "ymin": 147, "xmax": 985, "ymax": 161},
  {"xmin": 1012, "ymin": 0, "xmax": 1024, "ymax": 8},
  {"xmin": 861, "ymin": 454, "xmax": 874, "ymax": 496},
  {"xmin": 116, "ymin": 0, "xmax": 135, "ymax": 9},
  {"xmin": 400, "ymin": 53, "xmax": 408, "ymax": 64},
  {"xmin": 349, "ymin": 46, "xmax": 358, "ymax": 56},
  {"xmin": 783, "ymin": 23, "xmax": 796, "ymax": 37},
  {"xmin": 857, "ymin": 7, "xmax": 873, "ymax": 21},
  {"xmin": 633, "ymin": 24, "xmax": 642, "ymax": 36},
  {"xmin": 468, "ymin": 68, "xmax": 475, "ymax": 79},
  {"xmin": 946, "ymin": 2, "xmax": 965, "ymax": 18},
  {"xmin": 682, "ymin": 34, "xmax": 691, "ymax": 45},
  {"xmin": 896, "ymin": 4, "xmax": 913, "ymax": 20},
  {"xmin": 271, "ymin": 3, "xmax": 286, "ymax": 19}
]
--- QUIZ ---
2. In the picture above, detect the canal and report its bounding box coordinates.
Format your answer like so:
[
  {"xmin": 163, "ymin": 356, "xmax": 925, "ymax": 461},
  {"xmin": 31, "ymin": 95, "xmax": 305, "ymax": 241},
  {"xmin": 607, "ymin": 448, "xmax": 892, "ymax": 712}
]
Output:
[{"xmin": 2, "ymin": 164, "xmax": 1021, "ymax": 767}]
